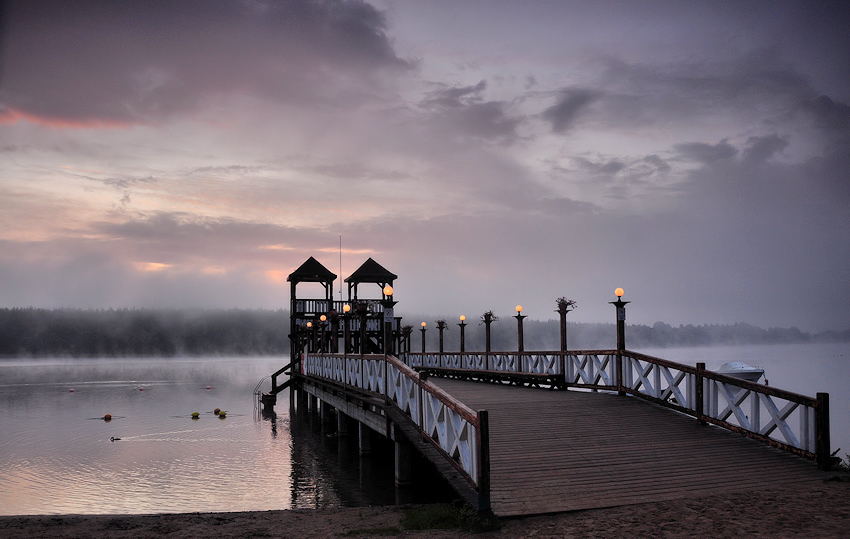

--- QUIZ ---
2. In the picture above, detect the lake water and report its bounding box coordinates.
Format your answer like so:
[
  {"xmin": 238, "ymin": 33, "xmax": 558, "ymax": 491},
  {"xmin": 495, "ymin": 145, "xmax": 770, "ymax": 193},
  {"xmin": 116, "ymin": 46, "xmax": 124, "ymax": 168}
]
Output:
[
  {"xmin": 0, "ymin": 356, "xmax": 451, "ymax": 516},
  {"xmin": 0, "ymin": 343, "xmax": 847, "ymax": 516}
]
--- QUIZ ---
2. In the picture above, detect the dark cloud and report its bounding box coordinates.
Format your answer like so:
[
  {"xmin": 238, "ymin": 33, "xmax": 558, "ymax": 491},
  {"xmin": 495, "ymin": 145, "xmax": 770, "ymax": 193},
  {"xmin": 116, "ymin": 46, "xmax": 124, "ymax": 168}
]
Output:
[
  {"xmin": 100, "ymin": 176, "xmax": 158, "ymax": 190},
  {"xmin": 642, "ymin": 155, "xmax": 671, "ymax": 174},
  {"xmin": 801, "ymin": 95, "xmax": 850, "ymax": 131},
  {"xmin": 0, "ymin": 0, "xmax": 409, "ymax": 124},
  {"xmin": 742, "ymin": 134, "xmax": 789, "ymax": 163},
  {"xmin": 542, "ymin": 88, "xmax": 599, "ymax": 133},
  {"xmin": 571, "ymin": 156, "xmax": 627, "ymax": 176},
  {"xmin": 424, "ymin": 80, "xmax": 488, "ymax": 108},
  {"xmin": 674, "ymin": 140, "xmax": 738, "ymax": 164},
  {"xmin": 421, "ymin": 80, "xmax": 520, "ymax": 142},
  {"xmin": 595, "ymin": 51, "xmax": 816, "ymax": 129}
]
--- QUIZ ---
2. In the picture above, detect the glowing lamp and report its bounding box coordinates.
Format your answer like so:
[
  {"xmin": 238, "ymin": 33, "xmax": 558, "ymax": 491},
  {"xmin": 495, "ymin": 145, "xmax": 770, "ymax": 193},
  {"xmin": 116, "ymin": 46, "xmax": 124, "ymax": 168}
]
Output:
[
  {"xmin": 459, "ymin": 315, "xmax": 466, "ymax": 322},
  {"xmin": 306, "ymin": 321, "xmax": 312, "ymax": 328},
  {"xmin": 421, "ymin": 322, "xmax": 426, "ymax": 327},
  {"xmin": 320, "ymin": 315, "xmax": 327, "ymax": 322},
  {"xmin": 343, "ymin": 304, "xmax": 351, "ymax": 313},
  {"xmin": 383, "ymin": 285, "xmax": 394, "ymax": 296},
  {"xmin": 615, "ymin": 287, "xmax": 624, "ymax": 298},
  {"xmin": 516, "ymin": 305, "xmax": 523, "ymax": 313}
]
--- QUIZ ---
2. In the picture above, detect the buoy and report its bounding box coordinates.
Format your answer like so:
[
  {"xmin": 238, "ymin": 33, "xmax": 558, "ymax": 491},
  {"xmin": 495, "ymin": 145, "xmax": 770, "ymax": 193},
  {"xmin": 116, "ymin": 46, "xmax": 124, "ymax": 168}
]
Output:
[
  {"xmin": 206, "ymin": 386, "xmax": 211, "ymax": 390},
  {"xmin": 214, "ymin": 408, "xmax": 221, "ymax": 415},
  {"xmin": 218, "ymin": 411, "xmax": 226, "ymax": 418},
  {"xmin": 139, "ymin": 387, "xmax": 144, "ymax": 391},
  {"xmin": 69, "ymin": 388, "xmax": 75, "ymax": 393},
  {"xmin": 103, "ymin": 414, "xmax": 112, "ymax": 421},
  {"xmin": 191, "ymin": 412, "xmax": 200, "ymax": 418}
]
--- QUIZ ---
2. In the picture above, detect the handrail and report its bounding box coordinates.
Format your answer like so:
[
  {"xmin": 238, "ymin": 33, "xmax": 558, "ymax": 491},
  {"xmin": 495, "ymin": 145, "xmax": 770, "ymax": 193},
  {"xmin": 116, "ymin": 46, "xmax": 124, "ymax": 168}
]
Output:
[
  {"xmin": 301, "ymin": 352, "xmax": 489, "ymax": 507},
  {"xmin": 401, "ymin": 348, "xmax": 830, "ymax": 468},
  {"xmin": 270, "ymin": 361, "xmax": 293, "ymax": 394}
]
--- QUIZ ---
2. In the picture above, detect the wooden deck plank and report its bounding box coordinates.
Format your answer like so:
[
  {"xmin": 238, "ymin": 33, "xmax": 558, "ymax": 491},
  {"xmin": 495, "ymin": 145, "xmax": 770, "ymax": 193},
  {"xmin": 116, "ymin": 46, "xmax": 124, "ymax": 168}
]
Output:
[{"xmin": 431, "ymin": 378, "xmax": 827, "ymax": 517}]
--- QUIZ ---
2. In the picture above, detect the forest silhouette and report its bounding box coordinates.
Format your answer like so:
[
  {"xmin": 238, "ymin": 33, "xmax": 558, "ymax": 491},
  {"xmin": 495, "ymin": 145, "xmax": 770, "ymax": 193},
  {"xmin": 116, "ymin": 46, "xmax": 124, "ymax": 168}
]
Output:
[{"xmin": 1, "ymin": 308, "xmax": 847, "ymax": 357}]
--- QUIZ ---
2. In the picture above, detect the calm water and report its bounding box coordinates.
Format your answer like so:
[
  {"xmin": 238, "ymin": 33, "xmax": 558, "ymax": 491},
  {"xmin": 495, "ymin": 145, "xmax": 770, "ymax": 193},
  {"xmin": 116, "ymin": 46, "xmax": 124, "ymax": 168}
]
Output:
[
  {"xmin": 0, "ymin": 357, "xmax": 449, "ymax": 516},
  {"xmin": 1, "ymin": 343, "xmax": 847, "ymax": 516}
]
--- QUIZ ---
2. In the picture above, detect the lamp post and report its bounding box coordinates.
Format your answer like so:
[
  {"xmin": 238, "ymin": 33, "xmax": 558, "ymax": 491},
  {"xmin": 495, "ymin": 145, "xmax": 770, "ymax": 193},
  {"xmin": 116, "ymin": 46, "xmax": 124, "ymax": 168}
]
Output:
[
  {"xmin": 320, "ymin": 314, "xmax": 327, "ymax": 353},
  {"xmin": 436, "ymin": 320, "xmax": 448, "ymax": 354},
  {"xmin": 515, "ymin": 305, "xmax": 526, "ymax": 353},
  {"xmin": 342, "ymin": 303, "xmax": 351, "ymax": 355},
  {"xmin": 458, "ymin": 315, "xmax": 467, "ymax": 354},
  {"xmin": 306, "ymin": 321, "xmax": 314, "ymax": 353},
  {"xmin": 610, "ymin": 288, "xmax": 629, "ymax": 396},
  {"xmin": 355, "ymin": 300, "xmax": 369, "ymax": 355},
  {"xmin": 515, "ymin": 305, "xmax": 526, "ymax": 373},
  {"xmin": 382, "ymin": 285, "xmax": 396, "ymax": 355},
  {"xmin": 610, "ymin": 288, "xmax": 629, "ymax": 352},
  {"xmin": 420, "ymin": 322, "xmax": 427, "ymax": 354},
  {"xmin": 401, "ymin": 325, "xmax": 413, "ymax": 356},
  {"xmin": 481, "ymin": 311, "xmax": 497, "ymax": 354},
  {"xmin": 556, "ymin": 297, "xmax": 576, "ymax": 352}
]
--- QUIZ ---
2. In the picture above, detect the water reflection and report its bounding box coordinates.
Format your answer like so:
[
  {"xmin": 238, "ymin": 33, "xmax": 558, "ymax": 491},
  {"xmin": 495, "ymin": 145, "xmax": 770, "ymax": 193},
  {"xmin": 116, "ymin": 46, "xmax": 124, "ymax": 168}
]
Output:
[
  {"xmin": 0, "ymin": 357, "xmax": 454, "ymax": 516},
  {"xmin": 278, "ymin": 391, "xmax": 454, "ymax": 509}
]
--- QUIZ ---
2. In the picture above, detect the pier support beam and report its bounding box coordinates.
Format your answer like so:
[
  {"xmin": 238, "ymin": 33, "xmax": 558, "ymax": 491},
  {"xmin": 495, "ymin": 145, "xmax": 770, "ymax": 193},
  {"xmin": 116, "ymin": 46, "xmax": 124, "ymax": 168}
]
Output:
[
  {"xmin": 321, "ymin": 400, "xmax": 333, "ymax": 423},
  {"xmin": 394, "ymin": 440, "xmax": 412, "ymax": 487},
  {"xmin": 391, "ymin": 423, "xmax": 412, "ymax": 487},
  {"xmin": 359, "ymin": 423, "xmax": 372, "ymax": 456},
  {"xmin": 337, "ymin": 411, "xmax": 349, "ymax": 436}
]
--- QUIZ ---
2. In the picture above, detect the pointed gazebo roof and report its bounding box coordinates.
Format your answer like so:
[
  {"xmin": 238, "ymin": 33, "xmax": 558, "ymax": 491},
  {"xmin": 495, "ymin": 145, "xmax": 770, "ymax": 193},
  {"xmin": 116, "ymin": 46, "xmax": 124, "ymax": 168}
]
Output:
[
  {"xmin": 287, "ymin": 256, "xmax": 337, "ymax": 285},
  {"xmin": 344, "ymin": 257, "xmax": 397, "ymax": 285}
]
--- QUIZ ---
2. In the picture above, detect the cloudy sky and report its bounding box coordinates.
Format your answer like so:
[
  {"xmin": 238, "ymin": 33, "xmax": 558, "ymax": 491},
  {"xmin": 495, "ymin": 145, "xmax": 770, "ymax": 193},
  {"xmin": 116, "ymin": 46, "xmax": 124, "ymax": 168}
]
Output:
[{"xmin": 1, "ymin": 1, "xmax": 849, "ymax": 331}]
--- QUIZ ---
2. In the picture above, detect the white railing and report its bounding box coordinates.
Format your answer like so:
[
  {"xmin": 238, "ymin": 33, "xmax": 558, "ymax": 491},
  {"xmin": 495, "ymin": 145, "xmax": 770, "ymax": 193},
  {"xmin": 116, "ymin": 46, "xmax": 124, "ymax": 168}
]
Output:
[
  {"xmin": 399, "ymin": 349, "xmax": 829, "ymax": 464},
  {"xmin": 619, "ymin": 351, "xmax": 824, "ymax": 459},
  {"xmin": 301, "ymin": 353, "xmax": 487, "ymax": 493},
  {"xmin": 700, "ymin": 368, "xmax": 821, "ymax": 456},
  {"xmin": 620, "ymin": 351, "xmax": 696, "ymax": 409},
  {"xmin": 566, "ymin": 351, "xmax": 617, "ymax": 388}
]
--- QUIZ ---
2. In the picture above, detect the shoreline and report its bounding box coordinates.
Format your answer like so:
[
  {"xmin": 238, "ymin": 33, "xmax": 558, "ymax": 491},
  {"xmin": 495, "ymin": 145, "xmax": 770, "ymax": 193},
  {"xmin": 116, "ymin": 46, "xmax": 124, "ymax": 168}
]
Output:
[{"xmin": 2, "ymin": 480, "xmax": 848, "ymax": 538}]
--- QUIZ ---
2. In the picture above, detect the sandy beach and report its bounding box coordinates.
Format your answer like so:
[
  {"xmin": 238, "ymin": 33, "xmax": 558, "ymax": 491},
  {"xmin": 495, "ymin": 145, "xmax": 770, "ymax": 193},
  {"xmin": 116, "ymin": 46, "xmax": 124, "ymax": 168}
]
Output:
[{"xmin": 1, "ymin": 479, "xmax": 848, "ymax": 538}]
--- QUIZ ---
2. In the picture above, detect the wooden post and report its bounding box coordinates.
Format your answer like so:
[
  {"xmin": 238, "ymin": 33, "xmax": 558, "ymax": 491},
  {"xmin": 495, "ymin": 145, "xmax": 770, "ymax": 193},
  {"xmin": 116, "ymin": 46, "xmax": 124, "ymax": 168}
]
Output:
[
  {"xmin": 477, "ymin": 410, "xmax": 491, "ymax": 512},
  {"xmin": 393, "ymin": 424, "xmax": 412, "ymax": 487},
  {"xmin": 418, "ymin": 371, "xmax": 428, "ymax": 437},
  {"xmin": 696, "ymin": 362, "xmax": 706, "ymax": 425},
  {"xmin": 616, "ymin": 352, "xmax": 624, "ymax": 396},
  {"xmin": 337, "ymin": 411, "xmax": 349, "ymax": 436},
  {"xmin": 358, "ymin": 422, "xmax": 371, "ymax": 456},
  {"xmin": 816, "ymin": 392, "xmax": 831, "ymax": 470}
]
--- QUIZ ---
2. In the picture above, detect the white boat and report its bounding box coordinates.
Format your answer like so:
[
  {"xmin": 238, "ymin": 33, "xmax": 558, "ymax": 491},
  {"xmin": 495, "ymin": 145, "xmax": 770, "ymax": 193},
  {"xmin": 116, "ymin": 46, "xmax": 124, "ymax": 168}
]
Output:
[{"xmin": 717, "ymin": 361, "xmax": 764, "ymax": 383}]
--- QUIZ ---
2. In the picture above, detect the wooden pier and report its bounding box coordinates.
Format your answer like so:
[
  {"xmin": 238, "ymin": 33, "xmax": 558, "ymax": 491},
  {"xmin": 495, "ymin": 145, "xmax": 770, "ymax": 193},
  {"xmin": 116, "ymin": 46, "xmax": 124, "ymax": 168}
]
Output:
[
  {"xmin": 429, "ymin": 377, "xmax": 826, "ymax": 516},
  {"xmin": 267, "ymin": 256, "xmax": 832, "ymax": 517}
]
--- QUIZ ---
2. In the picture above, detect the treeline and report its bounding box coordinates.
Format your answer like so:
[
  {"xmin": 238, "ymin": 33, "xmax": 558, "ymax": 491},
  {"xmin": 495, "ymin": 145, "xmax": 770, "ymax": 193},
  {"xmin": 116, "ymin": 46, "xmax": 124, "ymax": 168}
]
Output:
[
  {"xmin": 1, "ymin": 308, "xmax": 847, "ymax": 357},
  {"xmin": 0, "ymin": 308, "xmax": 290, "ymax": 357}
]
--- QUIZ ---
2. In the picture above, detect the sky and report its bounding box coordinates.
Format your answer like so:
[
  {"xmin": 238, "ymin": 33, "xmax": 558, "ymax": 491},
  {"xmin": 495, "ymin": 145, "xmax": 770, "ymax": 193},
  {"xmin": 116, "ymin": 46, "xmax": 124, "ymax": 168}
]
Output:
[{"xmin": 1, "ymin": 0, "xmax": 849, "ymax": 332}]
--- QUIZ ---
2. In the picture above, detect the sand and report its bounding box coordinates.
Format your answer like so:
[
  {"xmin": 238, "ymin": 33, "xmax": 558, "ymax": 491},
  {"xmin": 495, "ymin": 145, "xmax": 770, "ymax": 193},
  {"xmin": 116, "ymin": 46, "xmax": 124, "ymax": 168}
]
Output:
[{"xmin": 1, "ymin": 479, "xmax": 848, "ymax": 538}]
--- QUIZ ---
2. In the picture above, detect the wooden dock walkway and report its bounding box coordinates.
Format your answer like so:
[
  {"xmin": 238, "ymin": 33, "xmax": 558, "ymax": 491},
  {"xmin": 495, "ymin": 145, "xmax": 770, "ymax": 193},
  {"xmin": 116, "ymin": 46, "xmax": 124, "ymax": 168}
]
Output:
[{"xmin": 430, "ymin": 378, "xmax": 828, "ymax": 516}]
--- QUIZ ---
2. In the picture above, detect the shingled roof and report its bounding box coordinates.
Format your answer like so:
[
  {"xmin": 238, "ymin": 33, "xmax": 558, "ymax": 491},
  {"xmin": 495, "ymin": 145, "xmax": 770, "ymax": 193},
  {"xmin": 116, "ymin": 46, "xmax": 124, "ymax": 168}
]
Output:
[
  {"xmin": 344, "ymin": 257, "xmax": 397, "ymax": 284},
  {"xmin": 286, "ymin": 256, "xmax": 337, "ymax": 284}
]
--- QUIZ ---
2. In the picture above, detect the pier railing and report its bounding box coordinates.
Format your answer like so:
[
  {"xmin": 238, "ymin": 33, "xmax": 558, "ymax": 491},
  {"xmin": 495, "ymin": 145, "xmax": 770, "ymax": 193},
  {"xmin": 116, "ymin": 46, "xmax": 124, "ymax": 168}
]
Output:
[
  {"xmin": 301, "ymin": 352, "xmax": 490, "ymax": 508},
  {"xmin": 404, "ymin": 349, "xmax": 830, "ymax": 468}
]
